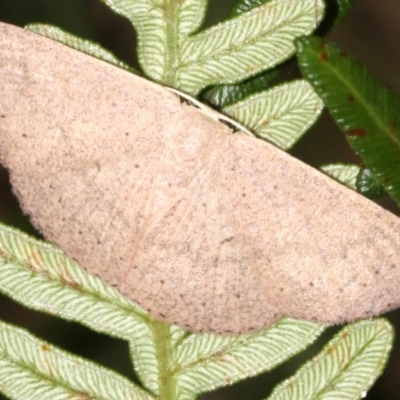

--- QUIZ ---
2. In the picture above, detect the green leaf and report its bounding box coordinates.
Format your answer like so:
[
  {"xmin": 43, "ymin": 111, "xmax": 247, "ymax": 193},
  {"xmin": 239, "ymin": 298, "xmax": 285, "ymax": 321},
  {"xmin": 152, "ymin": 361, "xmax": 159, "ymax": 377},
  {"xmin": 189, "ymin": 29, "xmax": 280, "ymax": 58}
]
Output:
[
  {"xmin": 296, "ymin": 36, "xmax": 400, "ymax": 205},
  {"xmin": 0, "ymin": 221, "xmax": 180, "ymax": 396},
  {"xmin": 178, "ymin": 0, "xmax": 325, "ymax": 93},
  {"xmin": 319, "ymin": 163, "xmax": 360, "ymax": 190},
  {"xmin": 102, "ymin": 0, "xmax": 207, "ymax": 39},
  {"xmin": 100, "ymin": 0, "xmax": 324, "ymax": 93},
  {"xmin": 26, "ymin": 24, "xmax": 136, "ymax": 72},
  {"xmin": 0, "ymin": 320, "xmax": 153, "ymax": 400},
  {"xmin": 224, "ymin": 80, "xmax": 323, "ymax": 149},
  {"xmin": 268, "ymin": 319, "xmax": 394, "ymax": 400},
  {"xmin": 356, "ymin": 167, "xmax": 387, "ymax": 198},
  {"xmin": 230, "ymin": 0, "xmax": 274, "ymax": 18},
  {"xmin": 334, "ymin": 0, "xmax": 357, "ymax": 28},
  {"xmin": 100, "ymin": 0, "xmax": 208, "ymax": 86},
  {"xmin": 174, "ymin": 319, "xmax": 325, "ymax": 399},
  {"xmin": 201, "ymin": 68, "xmax": 279, "ymax": 108}
]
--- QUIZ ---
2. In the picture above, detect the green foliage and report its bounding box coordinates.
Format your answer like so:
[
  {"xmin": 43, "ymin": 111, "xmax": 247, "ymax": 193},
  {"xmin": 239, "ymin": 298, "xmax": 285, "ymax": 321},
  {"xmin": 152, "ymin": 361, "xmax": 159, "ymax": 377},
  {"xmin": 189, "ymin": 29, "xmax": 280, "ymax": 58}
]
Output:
[
  {"xmin": 230, "ymin": 0, "xmax": 274, "ymax": 18},
  {"xmin": 0, "ymin": 1, "xmax": 396, "ymax": 399},
  {"xmin": 319, "ymin": 163, "xmax": 360, "ymax": 189},
  {"xmin": 201, "ymin": 68, "xmax": 279, "ymax": 109},
  {"xmin": 356, "ymin": 167, "xmax": 387, "ymax": 198},
  {"xmin": 296, "ymin": 36, "xmax": 400, "ymax": 206},
  {"xmin": 27, "ymin": 23, "xmax": 137, "ymax": 72},
  {"xmin": 98, "ymin": 0, "xmax": 324, "ymax": 94},
  {"xmin": 0, "ymin": 320, "xmax": 152, "ymax": 400},
  {"xmin": 269, "ymin": 320, "xmax": 393, "ymax": 399},
  {"xmin": 224, "ymin": 80, "xmax": 323, "ymax": 149},
  {"xmin": 334, "ymin": 0, "xmax": 357, "ymax": 27}
]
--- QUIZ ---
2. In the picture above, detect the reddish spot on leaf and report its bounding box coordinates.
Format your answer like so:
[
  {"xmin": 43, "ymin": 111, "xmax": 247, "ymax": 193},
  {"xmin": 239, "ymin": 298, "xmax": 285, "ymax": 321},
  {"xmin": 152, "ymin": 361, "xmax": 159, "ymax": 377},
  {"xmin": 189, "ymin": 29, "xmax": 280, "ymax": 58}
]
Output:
[
  {"xmin": 41, "ymin": 344, "xmax": 50, "ymax": 352},
  {"xmin": 341, "ymin": 50, "xmax": 348, "ymax": 57},
  {"xmin": 326, "ymin": 347, "xmax": 334, "ymax": 355},
  {"xmin": 320, "ymin": 52, "xmax": 328, "ymax": 61},
  {"xmin": 348, "ymin": 95, "xmax": 355, "ymax": 102},
  {"xmin": 347, "ymin": 129, "xmax": 366, "ymax": 138},
  {"xmin": 61, "ymin": 276, "xmax": 81, "ymax": 290}
]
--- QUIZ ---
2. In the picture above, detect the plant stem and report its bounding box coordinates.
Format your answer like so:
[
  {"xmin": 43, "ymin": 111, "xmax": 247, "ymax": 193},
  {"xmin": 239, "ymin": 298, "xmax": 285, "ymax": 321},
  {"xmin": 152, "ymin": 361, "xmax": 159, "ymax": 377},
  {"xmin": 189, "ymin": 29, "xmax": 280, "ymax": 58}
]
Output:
[
  {"xmin": 151, "ymin": 319, "xmax": 176, "ymax": 400},
  {"xmin": 163, "ymin": 0, "xmax": 181, "ymax": 86}
]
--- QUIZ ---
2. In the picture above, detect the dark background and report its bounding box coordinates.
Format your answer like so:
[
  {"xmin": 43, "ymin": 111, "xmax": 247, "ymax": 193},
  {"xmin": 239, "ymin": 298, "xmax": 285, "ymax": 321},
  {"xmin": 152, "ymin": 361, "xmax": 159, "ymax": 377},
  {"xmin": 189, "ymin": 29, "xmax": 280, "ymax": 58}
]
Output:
[{"xmin": 0, "ymin": 0, "xmax": 400, "ymax": 399}]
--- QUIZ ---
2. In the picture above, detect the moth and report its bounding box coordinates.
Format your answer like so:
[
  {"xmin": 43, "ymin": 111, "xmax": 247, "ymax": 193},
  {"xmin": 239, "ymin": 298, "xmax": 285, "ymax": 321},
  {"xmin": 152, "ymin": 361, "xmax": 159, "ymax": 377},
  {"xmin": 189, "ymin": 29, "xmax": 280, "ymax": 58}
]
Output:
[{"xmin": 1, "ymin": 22, "xmax": 400, "ymax": 334}]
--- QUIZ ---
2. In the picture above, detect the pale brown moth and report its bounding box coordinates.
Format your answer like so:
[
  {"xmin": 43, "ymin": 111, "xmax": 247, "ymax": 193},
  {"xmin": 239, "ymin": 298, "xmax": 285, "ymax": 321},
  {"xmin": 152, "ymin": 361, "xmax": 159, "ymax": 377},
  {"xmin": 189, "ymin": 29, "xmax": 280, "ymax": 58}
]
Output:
[{"xmin": 1, "ymin": 22, "xmax": 400, "ymax": 334}]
